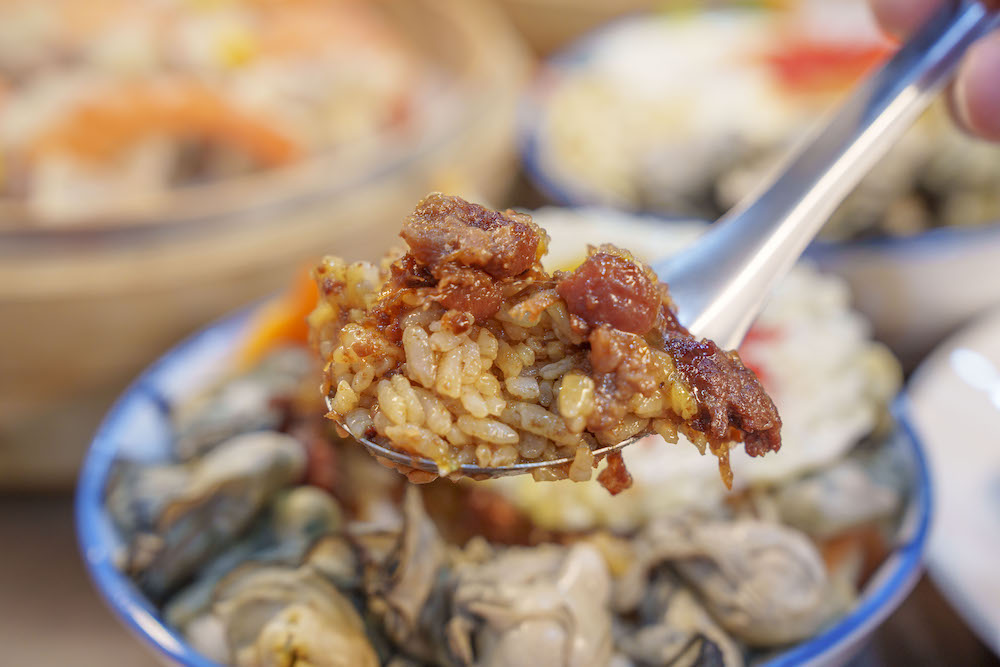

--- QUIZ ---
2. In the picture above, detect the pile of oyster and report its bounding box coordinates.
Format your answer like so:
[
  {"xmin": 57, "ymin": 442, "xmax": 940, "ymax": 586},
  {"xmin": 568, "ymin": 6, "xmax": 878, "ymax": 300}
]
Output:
[{"xmin": 106, "ymin": 346, "xmax": 912, "ymax": 667}]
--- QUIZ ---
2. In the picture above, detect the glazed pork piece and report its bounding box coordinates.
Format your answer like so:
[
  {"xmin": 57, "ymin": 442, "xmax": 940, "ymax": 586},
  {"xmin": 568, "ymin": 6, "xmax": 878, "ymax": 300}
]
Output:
[{"xmin": 311, "ymin": 194, "xmax": 781, "ymax": 492}]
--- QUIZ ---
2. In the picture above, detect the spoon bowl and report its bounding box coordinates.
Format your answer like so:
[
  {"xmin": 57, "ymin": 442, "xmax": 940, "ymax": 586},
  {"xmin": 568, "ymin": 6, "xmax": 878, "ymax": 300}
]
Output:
[{"xmin": 328, "ymin": 413, "xmax": 641, "ymax": 479}]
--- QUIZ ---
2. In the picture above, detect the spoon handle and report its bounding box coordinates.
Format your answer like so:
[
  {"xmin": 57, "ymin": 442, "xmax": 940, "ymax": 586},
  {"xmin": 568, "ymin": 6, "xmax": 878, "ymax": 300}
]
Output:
[{"xmin": 658, "ymin": 1, "xmax": 1000, "ymax": 351}]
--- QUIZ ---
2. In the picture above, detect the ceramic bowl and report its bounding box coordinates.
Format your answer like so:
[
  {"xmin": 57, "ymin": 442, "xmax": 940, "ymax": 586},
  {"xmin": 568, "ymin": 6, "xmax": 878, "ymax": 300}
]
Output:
[{"xmin": 77, "ymin": 213, "xmax": 932, "ymax": 666}]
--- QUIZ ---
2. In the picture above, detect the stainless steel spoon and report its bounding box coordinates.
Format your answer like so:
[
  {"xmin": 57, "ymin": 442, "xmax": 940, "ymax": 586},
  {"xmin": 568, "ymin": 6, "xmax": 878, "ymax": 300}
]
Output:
[{"xmin": 335, "ymin": 1, "xmax": 1000, "ymax": 478}]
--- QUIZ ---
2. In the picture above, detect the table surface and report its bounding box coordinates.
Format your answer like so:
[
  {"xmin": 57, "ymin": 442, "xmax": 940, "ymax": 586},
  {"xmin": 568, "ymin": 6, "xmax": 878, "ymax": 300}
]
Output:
[{"xmin": 1, "ymin": 495, "xmax": 996, "ymax": 667}]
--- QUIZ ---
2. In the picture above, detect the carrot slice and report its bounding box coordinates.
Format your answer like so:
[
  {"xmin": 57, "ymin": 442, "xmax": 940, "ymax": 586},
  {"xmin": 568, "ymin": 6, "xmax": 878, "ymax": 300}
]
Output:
[
  {"xmin": 29, "ymin": 79, "xmax": 300, "ymax": 167},
  {"xmin": 237, "ymin": 265, "xmax": 318, "ymax": 367}
]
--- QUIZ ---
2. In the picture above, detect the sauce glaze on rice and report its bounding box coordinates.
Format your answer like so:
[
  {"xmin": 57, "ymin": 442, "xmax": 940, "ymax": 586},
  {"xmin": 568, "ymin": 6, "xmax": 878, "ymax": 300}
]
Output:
[{"xmin": 310, "ymin": 194, "xmax": 781, "ymax": 492}]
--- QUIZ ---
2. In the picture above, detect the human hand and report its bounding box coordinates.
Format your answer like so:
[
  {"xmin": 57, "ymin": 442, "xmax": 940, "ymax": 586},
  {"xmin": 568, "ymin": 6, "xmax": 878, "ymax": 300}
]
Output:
[{"xmin": 870, "ymin": 0, "xmax": 1000, "ymax": 140}]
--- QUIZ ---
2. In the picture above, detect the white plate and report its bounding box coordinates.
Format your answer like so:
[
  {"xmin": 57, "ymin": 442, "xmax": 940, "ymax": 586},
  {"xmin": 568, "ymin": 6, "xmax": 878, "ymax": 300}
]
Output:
[{"xmin": 907, "ymin": 307, "xmax": 1000, "ymax": 655}]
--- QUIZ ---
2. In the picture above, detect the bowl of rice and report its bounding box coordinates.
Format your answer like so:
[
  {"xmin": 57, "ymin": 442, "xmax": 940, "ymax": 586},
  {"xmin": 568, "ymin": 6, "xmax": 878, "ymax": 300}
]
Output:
[
  {"xmin": 1, "ymin": 0, "xmax": 530, "ymax": 488},
  {"xmin": 77, "ymin": 206, "xmax": 930, "ymax": 667},
  {"xmin": 519, "ymin": 2, "xmax": 1000, "ymax": 367}
]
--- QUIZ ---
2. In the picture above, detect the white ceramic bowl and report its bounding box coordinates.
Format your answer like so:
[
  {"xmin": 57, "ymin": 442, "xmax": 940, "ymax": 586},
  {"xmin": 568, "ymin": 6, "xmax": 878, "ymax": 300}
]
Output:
[{"xmin": 75, "ymin": 303, "xmax": 932, "ymax": 667}]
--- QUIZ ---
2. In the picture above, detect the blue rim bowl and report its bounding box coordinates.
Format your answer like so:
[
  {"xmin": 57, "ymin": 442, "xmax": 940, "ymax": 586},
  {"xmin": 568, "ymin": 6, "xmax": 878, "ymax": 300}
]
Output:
[{"xmin": 76, "ymin": 306, "xmax": 932, "ymax": 666}]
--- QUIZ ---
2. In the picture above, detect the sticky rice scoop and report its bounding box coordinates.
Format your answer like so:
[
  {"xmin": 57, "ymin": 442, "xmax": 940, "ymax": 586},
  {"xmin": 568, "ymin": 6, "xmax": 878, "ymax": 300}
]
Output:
[{"xmin": 310, "ymin": 194, "xmax": 781, "ymax": 493}]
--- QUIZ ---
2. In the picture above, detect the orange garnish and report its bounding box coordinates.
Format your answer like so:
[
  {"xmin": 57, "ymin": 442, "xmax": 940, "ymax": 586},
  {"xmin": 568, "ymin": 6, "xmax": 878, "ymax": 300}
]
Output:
[
  {"xmin": 764, "ymin": 41, "xmax": 894, "ymax": 93},
  {"xmin": 237, "ymin": 265, "xmax": 319, "ymax": 367},
  {"xmin": 29, "ymin": 79, "xmax": 300, "ymax": 167}
]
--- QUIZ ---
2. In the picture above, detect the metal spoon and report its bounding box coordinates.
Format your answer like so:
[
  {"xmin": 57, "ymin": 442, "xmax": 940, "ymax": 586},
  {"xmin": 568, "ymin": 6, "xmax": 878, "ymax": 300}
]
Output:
[{"xmin": 335, "ymin": 1, "xmax": 1000, "ymax": 478}]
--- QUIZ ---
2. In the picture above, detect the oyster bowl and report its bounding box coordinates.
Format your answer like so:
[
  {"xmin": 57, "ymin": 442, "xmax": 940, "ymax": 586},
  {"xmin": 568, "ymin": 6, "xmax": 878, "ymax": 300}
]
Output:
[{"xmin": 77, "ymin": 213, "xmax": 932, "ymax": 666}]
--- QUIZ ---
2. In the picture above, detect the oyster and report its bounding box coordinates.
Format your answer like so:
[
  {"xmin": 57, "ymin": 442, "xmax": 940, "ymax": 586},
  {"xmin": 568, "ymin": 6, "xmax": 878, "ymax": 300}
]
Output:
[
  {"xmin": 271, "ymin": 485, "xmax": 344, "ymax": 541},
  {"xmin": 362, "ymin": 487, "xmax": 449, "ymax": 663},
  {"xmin": 106, "ymin": 461, "xmax": 190, "ymax": 543},
  {"xmin": 213, "ymin": 564, "xmax": 378, "ymax": 667},
  {"xmin": 359, "ymin": 488, "xmax": 615, "ymax": 666},
  {"xmin": 616, "ymin": 569, "xmax": 743, "ymax": 667},
  {"xmin": 775, "ymin": 458, "xmax": 902, "ymax": 539},
  {"xmin": 172, "ymin": 347, "xmax": 316, "ymax": 460},
  {"xmin": 627, "ymin": 516, "xmax": 847, "ymax": 646},
  {"xmin": 446, "ymin": 542, "xmax": 614, "ymax": 667},
  {"xmin": 305, "ymin": 534, "xmax": 361, "ymax": 593},
  {"xmin": 165, "ymin": 486, "xmax": 343, "ymax": 634},
  {"xmin": 112, "ymin": 431, "xmax": 306, "ymax": 598}
]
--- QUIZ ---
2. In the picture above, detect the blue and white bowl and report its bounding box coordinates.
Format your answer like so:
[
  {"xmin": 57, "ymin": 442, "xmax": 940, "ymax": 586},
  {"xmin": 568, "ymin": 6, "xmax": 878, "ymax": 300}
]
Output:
[
  {"xmin": 76, "ymin": 311, "xmax": 251, "ymax": 667},
  {"xmin": 76, "ymin": 303, "xmax": 932, "ymax": 666},
  {"xmin": 76, "ymin": 229, "xmax": 935, "ymax": 667}
]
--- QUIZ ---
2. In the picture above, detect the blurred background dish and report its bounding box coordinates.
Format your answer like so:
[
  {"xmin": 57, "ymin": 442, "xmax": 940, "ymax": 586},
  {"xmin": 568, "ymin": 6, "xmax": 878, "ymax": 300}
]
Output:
[
  {"xmin": 521, "ymin": 2, "xmax": 1000, "ymax": 240},
  {"xmin": 808, "ymin": 225, "xmax": 1000, "ymax": 369},
  {"xmin": 494, "ymin": 0, "xmax": 658, "ymax": 55},
  {"xmin": 0, "ymin": 0, "xmax": 530, "ymax": 490},
  {"xmin": 0, "ymin": 0, "xmax": 452, "ymax": 225},
  {"xmin": 492, "ymin": 0, "xmax": 793, "ymax": 56},
  {"xmin": 78, "ymin": 209, "xmax": 929, "ymax": 666},
  {"xmin": 907, "ymin": 306, "xmax": 1000, "ymax": 656},
  {"xmin": 519, "ymin": 1, "xmax": 1000, "ymax": 366}
]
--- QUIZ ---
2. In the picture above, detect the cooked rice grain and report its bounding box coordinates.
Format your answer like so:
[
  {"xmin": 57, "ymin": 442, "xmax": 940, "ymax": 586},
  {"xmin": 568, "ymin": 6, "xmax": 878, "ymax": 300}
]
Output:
[
  {"xmin": 377, "ymin": 380, "xmax": 408, "ymax": 425},
  {"xmin": 332, "ymin": 380, "xmax": 359, "ymax": 416},
  {"xmin": 435, "ymin": 348, "xmax": 463, "ymax": 399},
  {"xmin": 402, "ymin": 326, "xmax": 435, "ymax": 388},
  {"xmin": 495, "ymin": 341, "xmax": 523, "ymax": 379},
  {"xmin": 460, "ymin": 387, "xmax": 490, "ymax": 419},
  {"xmin": 383, "ymin": 424, "xmax": 454, "ymax": 471},
  {"xmin": 569, "ymin": 446, "xmax": 595, "ymax": 482},
  {"xmin": 556, "ymin": 373, "xmax": 595, "ymax": 419},
  {"xmin": 505, "ymin": 376, "xmax": 540, "ymax": 401},
  {"xmin": 456, "ymin": 415, "xmax": 519, "ymax": 445}
]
